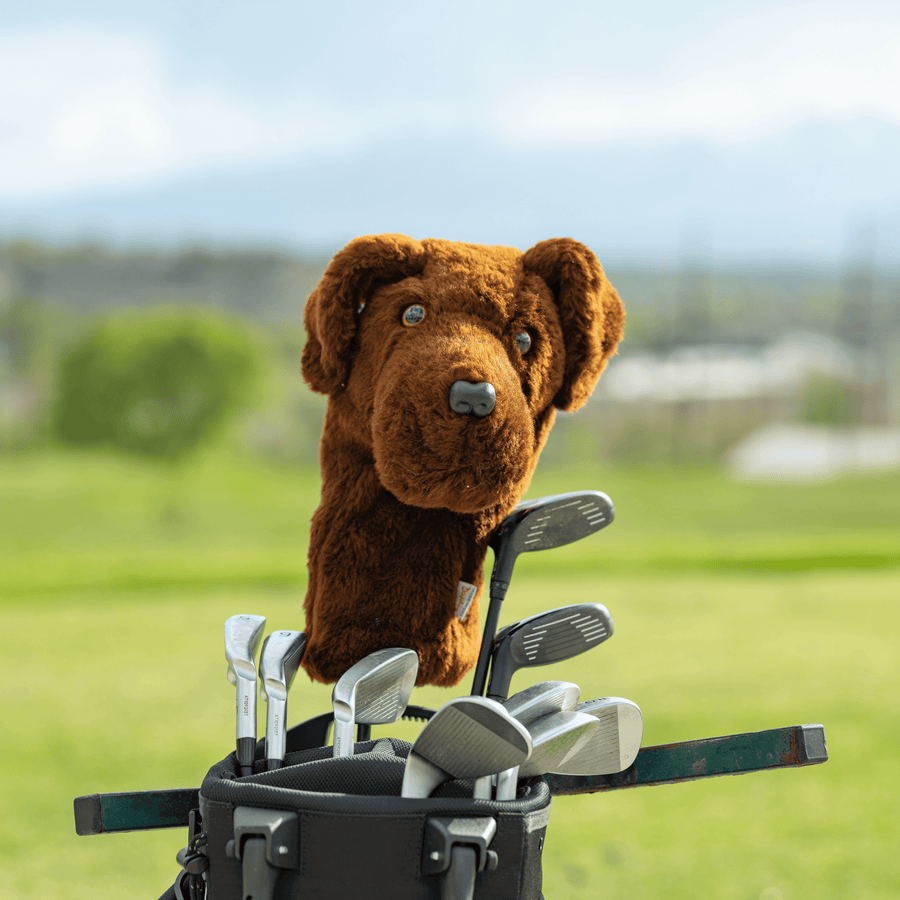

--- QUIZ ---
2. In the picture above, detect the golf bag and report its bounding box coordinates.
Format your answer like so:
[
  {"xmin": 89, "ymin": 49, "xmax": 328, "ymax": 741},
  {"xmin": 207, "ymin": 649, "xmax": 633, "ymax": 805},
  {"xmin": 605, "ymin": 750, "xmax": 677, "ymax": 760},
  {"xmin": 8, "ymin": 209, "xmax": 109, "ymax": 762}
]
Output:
[{"xmin": 165, "ymin": 722, "xmax": 552, "ymax": 900}]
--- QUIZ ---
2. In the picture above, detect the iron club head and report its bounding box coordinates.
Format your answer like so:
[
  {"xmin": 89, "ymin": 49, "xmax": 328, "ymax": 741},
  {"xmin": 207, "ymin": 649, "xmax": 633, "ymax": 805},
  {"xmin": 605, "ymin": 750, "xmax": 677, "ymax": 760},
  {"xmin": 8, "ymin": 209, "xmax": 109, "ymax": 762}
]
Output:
[
  {"xmin": 495, "ymin": 709, "xmax": 600, "ymax": 800},
  {"xmin": 502, "ymin": 681, "xmax": 582, "ymax": 726},
  {"xmin": 332, "ymin": 648, "xmax": 418, "ymax": 757},
  {"xmin": 549, "ymin": 698, "xmax": 643, "ymax": 775},
  {"xmin": 493, "ymin": 680, "xmax": 582, "ymax": 800},
  {"xmin": 259, "ymin": 630, "xmax": 306, "ymax": 770},
  {"xmin": 224, "ymin": 614, "xmax": 266, "ymax": 776},
  {"xmin": 401, "ymin": 696, "xmax": 533, "ymax": 799}
]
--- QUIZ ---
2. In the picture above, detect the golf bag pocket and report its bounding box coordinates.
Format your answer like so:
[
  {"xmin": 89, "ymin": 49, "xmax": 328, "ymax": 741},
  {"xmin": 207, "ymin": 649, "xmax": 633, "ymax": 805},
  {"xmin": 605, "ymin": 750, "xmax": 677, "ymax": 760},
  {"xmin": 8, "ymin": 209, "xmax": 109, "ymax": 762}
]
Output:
[{"xmin": 197, "ymin": 737, "xmax": 551, "ymax": 900}]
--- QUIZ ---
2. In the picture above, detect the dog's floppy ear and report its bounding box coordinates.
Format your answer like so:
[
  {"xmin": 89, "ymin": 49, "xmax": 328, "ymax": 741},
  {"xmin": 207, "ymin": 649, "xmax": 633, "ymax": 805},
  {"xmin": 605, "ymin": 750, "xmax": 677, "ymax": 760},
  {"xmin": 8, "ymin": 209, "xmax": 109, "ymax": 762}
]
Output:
[
  {"xmin": 302, "ymin": 234, "xmax": 427, "ymax": 394},
  {"xmin": 523, "ymin": 238, "xmax": 625, "ymax": 411}
]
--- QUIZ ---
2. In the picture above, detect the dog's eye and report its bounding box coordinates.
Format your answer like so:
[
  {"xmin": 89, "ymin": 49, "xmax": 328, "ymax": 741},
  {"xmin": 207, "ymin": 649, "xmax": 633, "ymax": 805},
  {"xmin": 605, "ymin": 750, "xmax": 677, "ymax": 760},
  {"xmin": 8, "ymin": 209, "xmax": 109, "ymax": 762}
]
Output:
[
  {"xmin": 515, "ymin": 331, "xmax": 532, "ymax": 354},
  {"xmin": 403, "ymin": 305, "xmax": 426, "ymax": 327}
]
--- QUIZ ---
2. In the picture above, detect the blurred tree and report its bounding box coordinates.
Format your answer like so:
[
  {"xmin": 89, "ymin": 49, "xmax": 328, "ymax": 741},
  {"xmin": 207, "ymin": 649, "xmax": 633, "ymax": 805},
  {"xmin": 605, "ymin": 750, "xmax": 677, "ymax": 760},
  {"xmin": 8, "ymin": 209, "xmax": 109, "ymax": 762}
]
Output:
[
  {"xmin": 52, "ymin": 308, "xmax": 264, "ymax": 460},
  {"xmin": 0, "ymin": 296, "xmax": 51, "ymax": 375},
  {"xmin": 800, "ymin": 374, "xmax": 854, "ymax": 427}
]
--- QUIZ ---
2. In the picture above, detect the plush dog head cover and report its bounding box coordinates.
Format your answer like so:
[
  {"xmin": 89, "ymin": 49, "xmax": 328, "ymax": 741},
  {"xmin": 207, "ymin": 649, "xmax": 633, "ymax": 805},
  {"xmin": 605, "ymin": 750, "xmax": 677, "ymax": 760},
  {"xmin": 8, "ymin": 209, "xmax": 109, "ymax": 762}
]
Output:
[{"xmin": 300, "ymin": 235, "xmax": 624, "ymax": 686}]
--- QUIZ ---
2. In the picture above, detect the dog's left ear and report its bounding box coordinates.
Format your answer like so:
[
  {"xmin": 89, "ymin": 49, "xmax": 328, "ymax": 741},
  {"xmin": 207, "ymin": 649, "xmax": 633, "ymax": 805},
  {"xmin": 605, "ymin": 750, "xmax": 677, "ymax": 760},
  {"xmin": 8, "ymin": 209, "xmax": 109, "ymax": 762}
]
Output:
[
  {"xmin": 302, "ymin": 234, "xmax": 427, "ymax": 394},
  {"xmin": 523, "ymin": 238, "xmax": 625, "ymax": 411}
]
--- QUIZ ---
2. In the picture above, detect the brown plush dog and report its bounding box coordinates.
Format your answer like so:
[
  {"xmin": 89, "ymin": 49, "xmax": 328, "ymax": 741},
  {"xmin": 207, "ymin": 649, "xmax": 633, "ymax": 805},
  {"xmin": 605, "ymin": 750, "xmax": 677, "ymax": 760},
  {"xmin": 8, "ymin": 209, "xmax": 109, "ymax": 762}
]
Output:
[{"xmin": 300, "ymin": 234, "xmax": 624, "ymax": 687}]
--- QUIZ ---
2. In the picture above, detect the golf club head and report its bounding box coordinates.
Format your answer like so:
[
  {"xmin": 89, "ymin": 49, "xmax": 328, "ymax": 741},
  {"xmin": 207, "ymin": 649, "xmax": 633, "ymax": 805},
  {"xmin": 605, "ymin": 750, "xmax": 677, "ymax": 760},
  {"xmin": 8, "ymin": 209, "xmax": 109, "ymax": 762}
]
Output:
[
  {"xmin": 502, "ymin": 681, "xmax": 581, "ymax": 726},
  {"xmin": 470, "ymin": 490, "xmax": 614, "ymax": 696},
  {"xmin": 401, "ymin": 696, "xmax": 533, "ymax": 799},
  {"xmin": 550, "ymin": 697, "xmax": 643, "ymax": 775},
  {"xmin": 517, "ymin": 710, "xmax": 601, "ymax": 778},
  {"xmin": 332, "ymin": 648, "xmax": 418, "ymax": 758},
  {"xmin": 224, "ymin": 614, "xmax": 266, "ymax": 776},
  {"xmin": 490, "ymin": 491, "xmax": 615, "ymax": 590},
  {"xmin": 486, "ymin": 603, "xmax": 614, "ymax": 700},
  {"xmin": 259, "ymin": 630, "xmax": 306, "ymax": 769}
]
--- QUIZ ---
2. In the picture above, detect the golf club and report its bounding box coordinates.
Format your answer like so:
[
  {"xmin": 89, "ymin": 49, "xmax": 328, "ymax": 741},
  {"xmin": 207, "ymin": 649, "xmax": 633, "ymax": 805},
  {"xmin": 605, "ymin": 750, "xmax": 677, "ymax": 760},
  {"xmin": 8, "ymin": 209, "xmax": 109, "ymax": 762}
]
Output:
[
  {"xmin": 485, "ymin": 603, "xmax": 614, "ymax": 701},
  {"xmin": 332, "ymin": 648, "xmax": 418, "ymax": 757},
  {"xmin": 549, "ymin": 697, "xmax": 643, "ymax": 775},
  {"xmin": 496, "ymin": 709, "xmax": 600, "ymax": 800},
  {"xmin": 401, "ymin": 696, "xmax": 533, "ymax": 799},
  {"xmin": 503, "ymin": 680, "xmax": 582, "ymax": 725},
  {"xmin": 493, "ymin": 680, "xmax": 582, "ymax": 799},
  {"xmin": 224, "ymin": 614, "xmax": 266, "ymax": 777},
  {"xmin": 471, "ymin": 491, "xmax": 614, "ymax": 695},
  {"xmin": 259, "ymin": 630, "xmax": 306, "ymax": 770}
]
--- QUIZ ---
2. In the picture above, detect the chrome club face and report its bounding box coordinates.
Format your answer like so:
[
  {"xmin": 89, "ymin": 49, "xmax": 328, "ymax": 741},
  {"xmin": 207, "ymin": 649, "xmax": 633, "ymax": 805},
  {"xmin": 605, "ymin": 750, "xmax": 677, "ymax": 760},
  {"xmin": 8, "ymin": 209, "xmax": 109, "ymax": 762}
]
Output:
[
  {"xmin": 224, "ymin": 614, "xmax": 266, "ymax": 777},
  {"xmin": 486, "ymin": 603, "xmax": 614, "ymax": 700},
  {"xmin": 517, "ymin": 710, "xmax": 600, "ymax": 778},
  {"xmin": 331, "ymin": 648, "xmax": 418, "ymax": 758},
  {"xmin": 502, "ymin": 681, "xmax": 581, "ymax": 725},
  {"xmin": 401, "ymin": 696, "xmax": 533, "ymax": 799},
  {"xmin": 549, "ymin": 698, "xmax": 643, "ymax": 775},
  {"xmin": 259, "ymin": 630, "xmax": 306, "ymax": 770},
  {"xmin": 492, "ymin": 680, "xmax": 582, "ymax": 799}
]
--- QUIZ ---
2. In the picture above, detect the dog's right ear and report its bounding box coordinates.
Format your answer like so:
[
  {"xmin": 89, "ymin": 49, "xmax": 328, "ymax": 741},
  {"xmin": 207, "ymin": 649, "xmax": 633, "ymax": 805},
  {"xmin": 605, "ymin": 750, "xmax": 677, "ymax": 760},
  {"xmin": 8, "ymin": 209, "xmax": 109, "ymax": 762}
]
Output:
[{"xmin": 302, "ymin": 234, "xmax": 427, "ymax": 395}]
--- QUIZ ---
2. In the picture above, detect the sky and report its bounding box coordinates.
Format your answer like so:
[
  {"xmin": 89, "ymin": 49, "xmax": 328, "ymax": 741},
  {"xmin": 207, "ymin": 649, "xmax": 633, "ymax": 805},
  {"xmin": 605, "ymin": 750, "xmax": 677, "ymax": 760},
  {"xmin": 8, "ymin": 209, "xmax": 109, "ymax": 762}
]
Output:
[{"xmin": 1, "ymin": 0, "xmax": 899, "ymax": 259}]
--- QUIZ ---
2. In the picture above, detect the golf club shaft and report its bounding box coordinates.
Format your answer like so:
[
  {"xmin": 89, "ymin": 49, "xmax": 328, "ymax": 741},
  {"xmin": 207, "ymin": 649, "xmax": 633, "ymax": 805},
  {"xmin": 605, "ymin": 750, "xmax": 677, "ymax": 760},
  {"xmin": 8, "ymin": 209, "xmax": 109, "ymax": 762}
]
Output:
[
  {"xmin": 495, "ymin": 766, "xmax": 519, "ymax": 801},
  {"xmin": 470, "ymin": 586, "xmax": 505, "ymax": 695}
]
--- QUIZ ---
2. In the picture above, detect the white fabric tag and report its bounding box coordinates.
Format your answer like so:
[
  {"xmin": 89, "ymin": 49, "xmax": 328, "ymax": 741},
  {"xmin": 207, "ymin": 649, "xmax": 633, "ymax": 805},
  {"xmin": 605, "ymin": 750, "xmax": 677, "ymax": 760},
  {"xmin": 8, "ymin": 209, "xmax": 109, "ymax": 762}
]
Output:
[{"xmin": 456, "ymin": 581, "xmax": 477, "ymax": 620}]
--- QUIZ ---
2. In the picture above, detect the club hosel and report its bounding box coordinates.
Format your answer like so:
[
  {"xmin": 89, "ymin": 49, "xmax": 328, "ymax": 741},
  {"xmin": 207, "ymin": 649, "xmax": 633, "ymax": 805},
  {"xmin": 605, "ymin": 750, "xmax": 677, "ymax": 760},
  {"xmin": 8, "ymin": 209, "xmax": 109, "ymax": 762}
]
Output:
[
  {"xmin": 235, "ymin": 676, "xmax": 257, "ymax": 741},
  {"xmin": 332, "ymin": 705, "xmax": 355, "ymax": 758},
  {"xmin": 265, "ymin": 695, "xmax": 288, "ymax": 766},
  {"xmin": 236, "ymin": 737, "xmax": 256, "ymax": 776},
  {"xmin": 485, "ymin": 653, "xmax": 515, "ymax": 701},
  {"xmin": 489, "ymin": 579, "xmax": 510, "ymax": 603}
]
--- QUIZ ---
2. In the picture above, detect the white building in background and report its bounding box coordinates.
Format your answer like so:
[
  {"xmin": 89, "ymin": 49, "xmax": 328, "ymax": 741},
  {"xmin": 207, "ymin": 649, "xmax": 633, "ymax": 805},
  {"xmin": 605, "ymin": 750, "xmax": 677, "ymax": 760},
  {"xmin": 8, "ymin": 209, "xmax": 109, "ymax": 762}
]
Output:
[
  {"xmin": 600, "ymin": 331, "xmax": 857, "ymax": 403},
  {"xmin": 726, "ymin": 423, "xmax": 900, "ymax": 482},
  {"xmin": 594, "ymin": 331, "xmax": 900, "ymax": 481}
]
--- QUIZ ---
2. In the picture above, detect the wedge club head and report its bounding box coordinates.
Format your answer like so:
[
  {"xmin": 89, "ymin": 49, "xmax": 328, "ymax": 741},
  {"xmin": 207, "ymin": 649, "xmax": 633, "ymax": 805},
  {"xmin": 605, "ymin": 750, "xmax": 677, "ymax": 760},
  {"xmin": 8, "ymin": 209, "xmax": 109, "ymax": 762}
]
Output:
[
  {"xmin": 471, "ymin": 491, "xmax": 614, "ymax": 695},
  {"xmin": 401, "ymin": 696, "xmax": 533, "ymax": 799},
  {"xmin": 259, "ymin": 630, "xmax": 306, "ymax": 770},
  {"xmin": 224, "ymin": 614, "xmax": 266, "ymax": 776},
  {"xmin": 549, "ymin": 698, "xmax": 643, "ymax": 775},
  {"xmin": 332, "ymin": 648, "xmax": 418, "ymax": 757},
  {"xmin": 486, "ymin": 603, "xmax": 614, "ymax": 700}
]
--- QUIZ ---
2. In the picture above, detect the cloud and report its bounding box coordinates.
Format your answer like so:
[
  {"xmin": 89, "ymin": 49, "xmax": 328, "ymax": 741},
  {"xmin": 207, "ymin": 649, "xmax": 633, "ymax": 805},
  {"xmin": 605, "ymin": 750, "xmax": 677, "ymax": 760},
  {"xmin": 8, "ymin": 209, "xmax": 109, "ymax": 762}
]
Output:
[
  {"xmin": 0, "ymin": 26, "xmax": 351, "ymax": 199},
  {"xmin": 1, "ymin": 4, "xmax": 898, "ymax": 201},
  {"xmin": 495, "ymin": 2, "xmax": 900, "ymax": 144}
]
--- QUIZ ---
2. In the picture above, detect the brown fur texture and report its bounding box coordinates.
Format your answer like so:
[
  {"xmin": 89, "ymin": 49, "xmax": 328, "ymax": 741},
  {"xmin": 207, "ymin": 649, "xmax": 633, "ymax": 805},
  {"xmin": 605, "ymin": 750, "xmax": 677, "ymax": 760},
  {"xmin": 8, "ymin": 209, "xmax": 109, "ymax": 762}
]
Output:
[{"xmin": 300, "ymin": 234, "xmax": 624, "ymax": 687}]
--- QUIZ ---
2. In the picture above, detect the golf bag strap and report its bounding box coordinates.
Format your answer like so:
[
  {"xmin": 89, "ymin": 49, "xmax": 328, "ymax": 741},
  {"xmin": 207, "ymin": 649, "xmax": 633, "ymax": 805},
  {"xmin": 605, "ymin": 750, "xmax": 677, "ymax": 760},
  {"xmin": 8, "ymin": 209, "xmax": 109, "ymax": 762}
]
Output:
[
  {"xmin": 443, "ymin": 847, "xmax": 477, "ymax": 900},
  {"xmin": 423, "ymin": 816, "xmax": 499, "ymax": 900}
]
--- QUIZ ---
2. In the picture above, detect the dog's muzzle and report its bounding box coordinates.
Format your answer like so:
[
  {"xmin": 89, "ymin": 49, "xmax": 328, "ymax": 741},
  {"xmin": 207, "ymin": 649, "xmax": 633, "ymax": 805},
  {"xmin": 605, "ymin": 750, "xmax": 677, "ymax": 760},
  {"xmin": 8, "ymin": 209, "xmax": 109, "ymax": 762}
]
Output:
[{"xmin": 449, "ymin": 381, "xmax": 496, "ymax": 417}]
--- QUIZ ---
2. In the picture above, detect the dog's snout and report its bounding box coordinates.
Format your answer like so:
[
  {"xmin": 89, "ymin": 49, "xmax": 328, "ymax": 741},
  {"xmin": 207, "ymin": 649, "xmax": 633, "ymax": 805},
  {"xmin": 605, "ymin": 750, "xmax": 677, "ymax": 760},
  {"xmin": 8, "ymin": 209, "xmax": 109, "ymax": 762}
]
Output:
[{"xmin": 449, "ymin": 381, "xmax": 496, "ymax": 418}]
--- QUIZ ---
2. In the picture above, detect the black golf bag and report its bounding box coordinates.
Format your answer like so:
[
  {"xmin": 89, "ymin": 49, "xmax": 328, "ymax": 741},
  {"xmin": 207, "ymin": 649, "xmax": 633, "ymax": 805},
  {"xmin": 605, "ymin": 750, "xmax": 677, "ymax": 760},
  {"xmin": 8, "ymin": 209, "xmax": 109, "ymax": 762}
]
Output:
[{"xmin": 162, "ymin": 713, "xmax": 551, "ymax": 900}]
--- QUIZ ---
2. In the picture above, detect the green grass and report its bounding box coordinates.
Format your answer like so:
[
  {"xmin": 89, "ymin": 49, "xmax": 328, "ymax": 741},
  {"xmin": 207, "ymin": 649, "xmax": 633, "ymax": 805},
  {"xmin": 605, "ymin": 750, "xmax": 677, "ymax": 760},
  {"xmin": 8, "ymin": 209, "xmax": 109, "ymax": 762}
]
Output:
[{"xmin": 2, "ymin": 448, "xmax": 898, "ymax": 898}]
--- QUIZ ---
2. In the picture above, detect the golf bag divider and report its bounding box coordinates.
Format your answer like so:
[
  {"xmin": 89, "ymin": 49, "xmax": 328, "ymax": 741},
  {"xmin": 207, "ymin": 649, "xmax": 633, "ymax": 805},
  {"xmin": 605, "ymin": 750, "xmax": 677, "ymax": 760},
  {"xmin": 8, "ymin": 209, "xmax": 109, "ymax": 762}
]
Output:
[
  {"xmin": 197, "ymin": 735, "xmax": 551, "ymax": 900},
  {"xmin": 285, "ymin": 704, "xmax": 437, "ymax": 754}
]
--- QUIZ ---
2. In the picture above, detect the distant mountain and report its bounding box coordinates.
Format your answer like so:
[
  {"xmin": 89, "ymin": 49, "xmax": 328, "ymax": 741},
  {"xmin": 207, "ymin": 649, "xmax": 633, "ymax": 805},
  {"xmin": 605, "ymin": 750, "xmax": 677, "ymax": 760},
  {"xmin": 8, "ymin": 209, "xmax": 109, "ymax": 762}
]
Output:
[{"xmin": 2, "ymin": 117, "xmax": 899, "ymax": 265}]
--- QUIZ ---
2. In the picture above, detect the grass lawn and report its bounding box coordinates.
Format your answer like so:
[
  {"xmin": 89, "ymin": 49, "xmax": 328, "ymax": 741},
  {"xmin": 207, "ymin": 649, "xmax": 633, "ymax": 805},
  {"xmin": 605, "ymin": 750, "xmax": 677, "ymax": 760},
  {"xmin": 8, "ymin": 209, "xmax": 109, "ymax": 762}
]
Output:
[{"xmin": 2, "ymin": 449, "xmax": 898, "ymax": 898}]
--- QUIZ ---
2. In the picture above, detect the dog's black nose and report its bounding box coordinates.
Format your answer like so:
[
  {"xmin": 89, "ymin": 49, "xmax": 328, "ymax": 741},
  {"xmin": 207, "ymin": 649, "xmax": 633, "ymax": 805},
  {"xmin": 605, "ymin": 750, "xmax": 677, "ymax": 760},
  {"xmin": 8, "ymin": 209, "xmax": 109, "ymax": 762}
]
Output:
[{"xmin": 449, "ymin": 381, "xmax": 496, "ymax": 417}]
